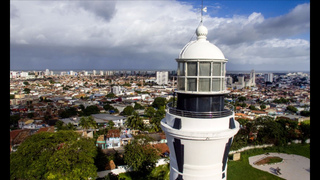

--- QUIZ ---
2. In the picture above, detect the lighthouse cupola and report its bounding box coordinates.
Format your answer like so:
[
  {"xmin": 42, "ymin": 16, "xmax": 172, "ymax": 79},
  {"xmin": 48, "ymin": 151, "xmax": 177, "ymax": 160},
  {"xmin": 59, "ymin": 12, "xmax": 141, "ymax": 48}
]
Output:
[{"xmin": 161, "ymin": 22, "xmax": 239, "ymax": 180}]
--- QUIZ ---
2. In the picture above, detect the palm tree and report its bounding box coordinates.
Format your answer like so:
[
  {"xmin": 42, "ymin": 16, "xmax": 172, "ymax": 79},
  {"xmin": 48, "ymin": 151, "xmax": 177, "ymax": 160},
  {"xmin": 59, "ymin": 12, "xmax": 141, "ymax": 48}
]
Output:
[
  {"xmin": 126, "ymin": 112, "xmax": 144, "ymax": 131},
  {"xmin": 87, "ymin": 116, "xmax": 98, "ymax": 134},
  {"xmin": 79, "ymin": 116, "xmax": 91, "ymax": 137}
]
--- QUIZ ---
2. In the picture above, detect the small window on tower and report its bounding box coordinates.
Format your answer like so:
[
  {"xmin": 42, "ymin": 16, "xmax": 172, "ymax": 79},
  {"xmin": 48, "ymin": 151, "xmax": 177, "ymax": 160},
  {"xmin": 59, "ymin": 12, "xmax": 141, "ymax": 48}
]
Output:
[
  {"xmin": 212, "ymin": 62, "xmax": 221, "ymax": 76},
  {"xmin": 178, "ymin": 77, "xmax": 185, "ymax": 91},
  {"xmin": 187, "ymin": 62, "xmax": 197, "ymax": 76},
  {"xmin": 178, "ymin": 62, "xmax": 185, "ymax": 76},
  {"xmin": 212, "ymin": 78, "xmax": 221, "ymax": 91},
  {"xmin": 199, "ymin": 78, "xmax": 210, "ymax": 92},
  {"xmin": 199, "ymin": 62, "xmax": 210, "ymax": 76},
  {"xmin": 187, "ymin": 78, "xmax": 197, "ymax": 91}
]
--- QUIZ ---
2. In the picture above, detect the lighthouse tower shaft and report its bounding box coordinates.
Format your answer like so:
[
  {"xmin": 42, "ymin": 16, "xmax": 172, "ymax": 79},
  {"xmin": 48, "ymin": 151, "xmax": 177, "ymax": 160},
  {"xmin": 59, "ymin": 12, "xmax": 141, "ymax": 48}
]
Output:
[{"xmin": 161, "ymin": 24, "xmax": 239, "ymax": 180}]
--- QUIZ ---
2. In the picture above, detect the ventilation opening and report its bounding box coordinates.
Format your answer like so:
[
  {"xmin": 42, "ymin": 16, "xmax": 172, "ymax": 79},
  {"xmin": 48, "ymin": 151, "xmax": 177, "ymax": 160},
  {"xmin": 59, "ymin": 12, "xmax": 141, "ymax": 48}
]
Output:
[
  {"xmin": 173, "ymin": 118, "xmax": 181, "ymax": 130},
  {"xmin": 229, "ymin": 117, "xmax": 235, "ymax": 129},
  {"xmin": 173, "ymin": 138, "xmax": 184, "ymax": 175},
  {"xmin": 222, "ymin": 137, "xmax": 233, "ymax": 171}
]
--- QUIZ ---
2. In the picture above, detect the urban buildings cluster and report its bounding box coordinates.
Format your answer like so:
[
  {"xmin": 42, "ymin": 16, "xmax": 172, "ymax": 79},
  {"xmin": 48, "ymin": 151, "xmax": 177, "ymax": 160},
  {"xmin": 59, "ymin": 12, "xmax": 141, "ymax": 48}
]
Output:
[
  {"xmin": 10, "ymin": 67, "xmax": 310, "ymax": 177},
  {"xmin": 10, "ymin": 68, "xmax": 310, "ymax": 128}
]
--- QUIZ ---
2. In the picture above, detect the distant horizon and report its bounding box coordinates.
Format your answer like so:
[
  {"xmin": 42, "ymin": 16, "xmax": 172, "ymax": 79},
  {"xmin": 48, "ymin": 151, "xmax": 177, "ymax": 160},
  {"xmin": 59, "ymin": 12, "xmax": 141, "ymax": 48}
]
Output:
[{"xmin": 10, "ymin": 68, "xmax": 310, "ymax": 74}]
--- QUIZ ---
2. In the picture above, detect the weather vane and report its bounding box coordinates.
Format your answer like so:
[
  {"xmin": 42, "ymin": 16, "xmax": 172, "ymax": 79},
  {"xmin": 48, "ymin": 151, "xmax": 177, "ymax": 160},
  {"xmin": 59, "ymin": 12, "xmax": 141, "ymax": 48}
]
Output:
[{"xmin": 200, "ymin": 0, "xmax": 207, "ymax": 23}]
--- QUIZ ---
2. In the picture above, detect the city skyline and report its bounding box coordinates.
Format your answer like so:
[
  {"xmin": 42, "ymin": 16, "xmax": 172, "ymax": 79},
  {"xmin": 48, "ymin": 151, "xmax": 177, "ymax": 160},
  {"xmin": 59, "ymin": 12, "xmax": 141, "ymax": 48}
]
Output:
[{"xmin": 10, "ymin": 0, "xmax": 310, "ymax": 71}]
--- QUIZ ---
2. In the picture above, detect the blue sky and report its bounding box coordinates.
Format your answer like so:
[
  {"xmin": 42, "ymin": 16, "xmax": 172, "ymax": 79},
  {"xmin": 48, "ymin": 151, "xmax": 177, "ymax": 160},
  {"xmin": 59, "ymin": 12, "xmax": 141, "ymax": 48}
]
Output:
[{"xmin": 10, "ymin": 0, "xmax": 310, "ymax": 71}]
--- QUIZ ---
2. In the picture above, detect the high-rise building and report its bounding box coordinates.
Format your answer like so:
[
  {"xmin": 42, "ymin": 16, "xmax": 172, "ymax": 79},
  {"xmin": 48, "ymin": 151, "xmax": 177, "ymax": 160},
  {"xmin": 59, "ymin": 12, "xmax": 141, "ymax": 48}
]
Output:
[
  {"xmin": 226, "ymin": 76, "xmax": 233, "ymax": 86},
  {"xmin": 264, "ymin": 73, "xmax": 273, "ymax": 83},
  {"xmin": 156, "ymin": 71, "xmax": 168, "ymax": 85},
  {"xmin": 238, "ymin": 76, "xmax": 244, "ymax": 87},
  {"xmin": 45, "ymin": 69, "xmax": 50, "ymax": 76},
  {"xmin": 161, "ymin": 23, "xmax": 239, "ymax": 180},
  {"xmin": 249, "ymin": 69, "xmax": 256, "ymax": 87}
]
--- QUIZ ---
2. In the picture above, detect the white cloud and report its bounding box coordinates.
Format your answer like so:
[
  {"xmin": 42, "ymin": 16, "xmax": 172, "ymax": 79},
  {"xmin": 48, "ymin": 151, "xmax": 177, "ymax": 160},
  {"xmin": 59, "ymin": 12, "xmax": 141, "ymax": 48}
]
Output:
[
  {"xmin": 10, "ymin": 1, "xmax": 310, "ymax": 71},
  {"xmin": 221, "ymin": 38, "xmax": 309, "ymax": 68}
]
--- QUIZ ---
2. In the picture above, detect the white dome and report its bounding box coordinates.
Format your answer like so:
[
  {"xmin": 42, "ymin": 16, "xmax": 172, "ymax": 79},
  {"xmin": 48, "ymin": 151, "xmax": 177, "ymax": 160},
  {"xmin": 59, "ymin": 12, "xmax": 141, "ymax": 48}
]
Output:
[{"xmin": 179, "ymin": 25, "xmax": 225, "ymax": 60}]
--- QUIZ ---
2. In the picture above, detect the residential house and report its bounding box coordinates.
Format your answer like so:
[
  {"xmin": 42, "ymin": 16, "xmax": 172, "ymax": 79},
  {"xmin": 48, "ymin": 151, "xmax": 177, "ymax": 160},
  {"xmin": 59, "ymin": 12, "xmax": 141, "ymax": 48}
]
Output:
[
  {"xmin": 96, "ymin": 135, "xmax": 108, "ymax": 149},
  {"xmin": 106, "ymin": 129, "xmax": 121, "ymax": 149},
  {"xmin": 10, "ymin": 129, "xmax": 33, "ymax": 152},
  {"xmin": 91, "ymin": 114, "xmax": 126, "ymax": 128},
  {"xmin": 120, "ymin": 133, "xmax": 133, "ymax": 146}
]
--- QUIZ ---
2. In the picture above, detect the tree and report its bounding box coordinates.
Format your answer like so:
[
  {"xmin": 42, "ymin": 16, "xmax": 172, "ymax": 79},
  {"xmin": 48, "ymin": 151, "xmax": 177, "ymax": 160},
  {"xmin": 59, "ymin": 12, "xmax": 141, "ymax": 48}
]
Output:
[
  {"xmin": 106, "ymin": 93, "xmax": 116, "ymax": 98},
  {"xmin": 152, "ymin": 97, "xmax": 167, "ymax": 109},
  {"xmin": 249, "ymin": 105, "xmax": 257, "ymax": 110},
  {"xmin": 150, "ymin": 106, "xmax": 166, "ymax": 132},
  {"xmin": 83, "ymin": 105, "xmax": 100, "ymax": 116},
  {"xmin": 238, "ymin": 96, "xmax": 246, "ymax": 102},
  {"xmin": 287, "ymin": 105, "xmax": 298, "ymax": 113},
  {"xmin": 299, "ymin": 121, "xmax": 310, "ymax": 143},
  {"xmin": 23, "ymin": 81, "xmax": 29, "ymax": 85},
  {"xmin": 107, "ymin": 120, "xmax": 115, "ymax": 129},
  {"xmin": 55, "ymin": 121, "xmax": 76, "ymax": 131},
  {"xmin": 255, "ymin": 116, "xmax": 286, "ymax": 146},
  {"xmin": 124, "ymin": 138, "xmax": 159, "ymax": 174},
  {"xmin": 122, "ymin": 106, "xmax": 135, "ymax": 116},
  {"xmin": 126, "ymin": 112, "xmax": 145, "ymax": 131},
  {"xmin": 103, "ymin": 104, "xmax": 119, "ymax": 114},
  {"xmin": 134, "ymin": 102, "xmax": 144, "ymax": 110},
  {"xmin": 79, "ymin": 116, "xmax": 97, "ymax": 136},
  {"xmin": 10, "ymin": 131, "xmax": 97, "ymax": 180},
  {"xmin": 23, "ymin": 88, "xmax": 31, "ymax": 94},
  {"xmin": 45, "ymin": 138, "xmax": 97, "ymax": 179},
  {"xmin": 144, "ymin": 106, "xmax": 156, "ymax": 119}
]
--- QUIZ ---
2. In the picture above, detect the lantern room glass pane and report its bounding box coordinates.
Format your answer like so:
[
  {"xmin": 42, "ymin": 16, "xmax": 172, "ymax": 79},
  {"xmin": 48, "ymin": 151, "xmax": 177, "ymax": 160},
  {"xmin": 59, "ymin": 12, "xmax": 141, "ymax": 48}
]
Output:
[
  {"xmin": 199, "ymin": 62, "xmax": 210, "ymax": 76},
  {"xmin": 178, "ymin": 77, "xmax": 185, "ymax": 90},
  {"xmin": 187, "ymin": 78, "xmax": 197, "ymax": 91},
  {"xmin": 199, "ymin": 78, "xmax": 210, "ymax": 92},
  {"xmin": 212, "ymin": 63, "xmax": 221, "ymax": 76},
  {"xmin": 222, "ymin": 78, "xmax": 226, "ymax": 91},
  {"xmin": 178, "ymin": 62, "xmax": 185, "ymax": 76},
  {"xmin": 187, "ymin": 62, "xmax": 197, "ymax": 76},
  {"xmin": 212, "ymin": 78, "xmax": 221, "ymax": 91},
  {"xmin": 221, "ymin": 63, "xmax": 225, "ymax": 77}
]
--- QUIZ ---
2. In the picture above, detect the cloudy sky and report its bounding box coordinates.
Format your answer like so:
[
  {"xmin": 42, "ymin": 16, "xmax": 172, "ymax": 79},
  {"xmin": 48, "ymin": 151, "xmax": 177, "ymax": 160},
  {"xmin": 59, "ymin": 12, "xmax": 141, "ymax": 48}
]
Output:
[{"xmin": 10, "ymin": 0, "xmax": 310, "ymax": 72}]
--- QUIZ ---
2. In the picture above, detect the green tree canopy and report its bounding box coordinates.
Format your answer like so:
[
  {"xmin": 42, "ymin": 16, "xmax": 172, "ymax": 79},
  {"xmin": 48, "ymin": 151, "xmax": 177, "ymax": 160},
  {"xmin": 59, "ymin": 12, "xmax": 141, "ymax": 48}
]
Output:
[
  {"xmin": 126, "ymin": 112, "xmax": 145, "ymax": 131},
  {"xmin": 286, "ymin": 105, "xmax": 298, "ymax": 113},
  {"xmin": 134, "ymin": 102, "xmax": 144, "ymax": 110},
  {"xmin": 238, "ymin": 96, "xmax": 246, "ymax": 102},
  {"xmin": 122, "ymin": 106, "xmax": 135, "ymax": 116},
  {"xmin": 23, "ymin": 88, "xmax": 31, "ymax": 94},
  {"xmin": 10, "ymin": 131, "xmax": 97, "ymax": 180},
  {"xmin": 144, "ymin": 106, "xmax": 156, "ymax": 119},
  {"xmin": 152, "ymin": 97, "xmax": 167, "ymax": 109},
  {"xmin": 103, "ymin": 104, "xmax": 119, "ymax": 114},
  {"xmin": 124, "ymin": 138, "xmax": 159, "ymax": 174},
  {"xmin": 83, "ymin": 105, "xmax": 100, "ymax": 116},
  {"xmin": 150, "ymin": 106, "xmax": 166, "ymax": 132},
  {"xmin": 106, "ymin": 93, "xmax": 116, "ymax": 98},
  {"xmin": 79, "ymin": 116, "xmax": 97, "ymax": 136}
]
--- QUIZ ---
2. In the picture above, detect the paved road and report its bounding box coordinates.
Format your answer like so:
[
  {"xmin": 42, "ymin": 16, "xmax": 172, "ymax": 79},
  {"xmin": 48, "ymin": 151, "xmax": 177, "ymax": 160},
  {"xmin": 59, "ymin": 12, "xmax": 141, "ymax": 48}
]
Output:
[{"xmin": 249, "ymin": 153, "xmax": 310, "ymax": 180}]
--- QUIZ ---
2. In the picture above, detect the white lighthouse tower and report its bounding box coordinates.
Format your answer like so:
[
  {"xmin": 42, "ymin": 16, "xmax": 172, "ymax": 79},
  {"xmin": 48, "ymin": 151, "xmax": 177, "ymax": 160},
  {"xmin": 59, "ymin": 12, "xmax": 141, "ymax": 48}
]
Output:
[{"xmin": 161, "ymin": 22, "xmax": 239, "ymax": 180}]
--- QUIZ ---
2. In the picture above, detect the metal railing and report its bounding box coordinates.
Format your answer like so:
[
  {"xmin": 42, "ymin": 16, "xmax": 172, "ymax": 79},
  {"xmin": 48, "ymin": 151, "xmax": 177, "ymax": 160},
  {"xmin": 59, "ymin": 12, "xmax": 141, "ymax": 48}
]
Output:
[{"xmin": 167, "ymin": 103, "xmax": 233, "ymax": 119}]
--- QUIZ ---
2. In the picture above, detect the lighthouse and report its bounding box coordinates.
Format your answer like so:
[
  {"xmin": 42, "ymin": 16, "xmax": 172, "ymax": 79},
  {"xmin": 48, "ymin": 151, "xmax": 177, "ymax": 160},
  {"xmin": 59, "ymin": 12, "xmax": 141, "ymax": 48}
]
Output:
[{"xmin": 160, "ymin": 23, "xmax": 239, "ymax": 180}]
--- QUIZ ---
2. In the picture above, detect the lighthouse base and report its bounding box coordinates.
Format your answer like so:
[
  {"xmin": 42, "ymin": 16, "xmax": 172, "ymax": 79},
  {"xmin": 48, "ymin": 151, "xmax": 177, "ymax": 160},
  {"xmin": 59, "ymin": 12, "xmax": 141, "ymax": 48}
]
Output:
[{"xmin": 160, "ymin": 111, "xmax": 239, "ymax": 180}]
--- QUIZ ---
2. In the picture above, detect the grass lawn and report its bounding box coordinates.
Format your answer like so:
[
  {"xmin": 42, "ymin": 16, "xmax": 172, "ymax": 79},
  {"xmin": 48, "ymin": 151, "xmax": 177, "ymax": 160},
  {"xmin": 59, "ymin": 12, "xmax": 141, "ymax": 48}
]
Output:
[
  {"xmin": 116, "ymin": 144, "xmax": 309, "ymax": 180},
  {"xmin": 227, "ymin": 143, "xmax": 310, "ymax": 180}
]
